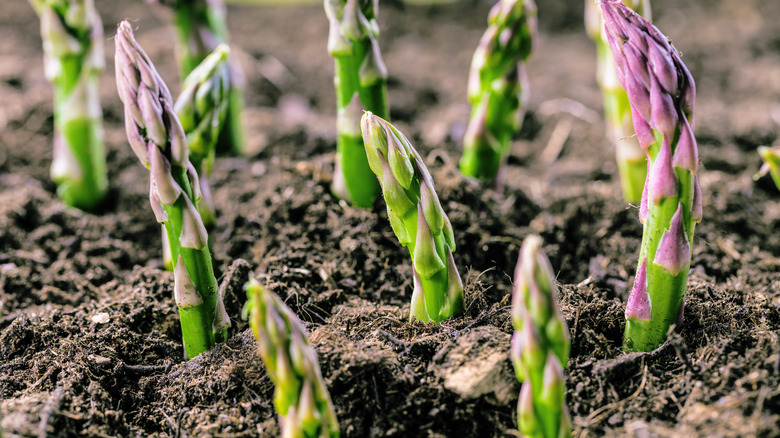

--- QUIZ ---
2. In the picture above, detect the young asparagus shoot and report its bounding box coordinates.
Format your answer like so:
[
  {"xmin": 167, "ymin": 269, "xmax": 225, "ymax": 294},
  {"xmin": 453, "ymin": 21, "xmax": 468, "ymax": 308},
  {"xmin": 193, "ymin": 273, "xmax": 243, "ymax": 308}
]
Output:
[
  {"xmin": 511, "ymin": 235, "xmax": 571, "ymax": 438},
  {"xmin": 459, "ymin": 0, "xmax": 536, "ymax": 184},
  {"xmin": 600, "ymin": 0, "xmax": 700, "ymax": 352},
  {"xmin": 361, "ymin": 112, "xmax": 464, "ymax": 323},
  {"xmin": 115, "ymin": 21, "xmax": 229, "ymax": 359},
  {"xmin": 585, "ymin": 0, "xmax": 650, "ymax": 203},
  {"xmin": 160, "ymin": 44, "xmax": 230, "ymax": 271},
  {"xmin": 756, "ymin": 145, "xmax": 780, "ymax": 191},
  {"xmin": 244, "ymin": 278, "xmax": 340, "ymax": 438},
  {"xmin": 151, "ymin": 0, "xmax": 246, "ymax": 155},
  {"xmin": 28, "ymin": 0, "xmax": 108, "ymax": 210},
  {"xmin": 325, "ymin": 0, "xmax": 389, "ymax": 208}
]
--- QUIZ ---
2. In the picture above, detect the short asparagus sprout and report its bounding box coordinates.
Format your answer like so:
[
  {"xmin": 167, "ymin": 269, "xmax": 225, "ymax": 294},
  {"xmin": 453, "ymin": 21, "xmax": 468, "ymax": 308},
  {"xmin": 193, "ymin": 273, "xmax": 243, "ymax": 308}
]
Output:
[
  {"xmin": 151, "ymin": 0, "xmax": 246, "ymax": 155},
  {"xmin": 511, "ymin": 235, "xmax": 571, "ymax": 438},
  {"xmin": 361, "ymin": 112, "xmax": 464, "ymax": 323},
  {"xmin": 459, "ymin": 0, "xmax": 537, "ymax": 184},
  {"xmin": 244, "ymin": 278, "xmax": 340, "ymax": 438},
  {"xmin": 756, "ymin": 145, "xmax": 780, "ymax": 191},
  {"xmin": 115, "ymin": 21, "xmax": 230, "ymax": 359},
  {"xmin": 600, "ymin": 0, "xmax": 701, "ymax": 352},
  {"xmin": 28, "ymin": 0, "xmax": 108, "ymax": 210},
  {"xmin": 585, "ymin": 0, "xmax": 650, "ymax": 203},
  {"xmin": 325, "ymin": 0, "xmax": 389, "ymax": 208}
]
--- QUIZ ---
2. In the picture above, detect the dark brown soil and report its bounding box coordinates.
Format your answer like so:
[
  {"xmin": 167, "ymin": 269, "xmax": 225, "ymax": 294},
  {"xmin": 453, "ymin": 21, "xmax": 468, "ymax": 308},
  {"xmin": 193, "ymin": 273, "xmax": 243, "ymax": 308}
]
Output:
[{"xmin": 2, "ymin": 0, "xmax": 779, "ymax": 437}]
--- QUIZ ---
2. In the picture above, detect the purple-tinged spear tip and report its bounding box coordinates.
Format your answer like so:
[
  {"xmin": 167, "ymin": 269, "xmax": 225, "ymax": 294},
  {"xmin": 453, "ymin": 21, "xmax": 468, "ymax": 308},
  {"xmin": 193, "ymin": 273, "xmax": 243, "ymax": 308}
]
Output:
[
  {"xmin": 653, "ymin": 203, "xmax": 691, "ymax": 276},
  {"xmin": 625, "ymin": 257, "xmax": 651, "ymax": 321}
]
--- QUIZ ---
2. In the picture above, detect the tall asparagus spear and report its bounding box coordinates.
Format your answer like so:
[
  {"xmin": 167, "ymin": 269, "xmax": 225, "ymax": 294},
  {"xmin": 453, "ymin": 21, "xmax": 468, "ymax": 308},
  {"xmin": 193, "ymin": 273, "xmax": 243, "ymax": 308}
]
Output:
[
  {"xmin": 28, "ymin": 0, "xmax": 108, "ymax": 210},
  {"xmin": 757, "ymin": 145, "xmax": 780, "ymax": 191},
  {"xmin": 245, "ymin": 278, "xmax": 340, "ymax": 438},
  {"xmin": 150, "ymin": 0, "xmax": 246, "ymax": 156},
  {"xmin": 361, "ymin": 112, "xmax": 464, "ymax": 323},
  {"xmin": 600, "ymin": 0, "xmax": 701, "ymax": 352},
  {"xmin": 325, "ymin": 0, "xmax": 388, "ymax": 208},
  {"xmin": 585, "ymin": 0, "xmax": 650, "ymax": 203},
  {"xmin": 511, "ymin": 235, "xmax": 571, "ymax": 438},
  {"xmin": 458, "ymin": 0, "xmax": 536, "ymax": 184},
  {"xmin": 115, "ymin": 21, "xmax": 229, "ymax": 359}
]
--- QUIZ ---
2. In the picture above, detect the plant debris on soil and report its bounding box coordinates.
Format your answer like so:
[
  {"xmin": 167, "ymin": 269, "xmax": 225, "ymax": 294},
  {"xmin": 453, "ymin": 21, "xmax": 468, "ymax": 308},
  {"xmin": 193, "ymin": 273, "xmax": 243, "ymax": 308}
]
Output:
[{"xmin": 1, "ymin": 0, "xmax": 779, "ymax": 437}]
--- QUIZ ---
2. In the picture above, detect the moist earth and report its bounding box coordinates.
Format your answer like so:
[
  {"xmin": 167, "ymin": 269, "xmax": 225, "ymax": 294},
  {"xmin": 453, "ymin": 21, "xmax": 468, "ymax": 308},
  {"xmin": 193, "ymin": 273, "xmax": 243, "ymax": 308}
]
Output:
[{"xmin": 1, "ymin": 0, "xmax": 779, "ymax": 437}]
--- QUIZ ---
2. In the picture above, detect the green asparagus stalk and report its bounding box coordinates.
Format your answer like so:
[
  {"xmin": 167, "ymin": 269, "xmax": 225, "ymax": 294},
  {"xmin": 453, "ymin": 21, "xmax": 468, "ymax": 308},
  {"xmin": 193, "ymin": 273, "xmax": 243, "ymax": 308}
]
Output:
[
  {"xmin": 511, "ymin": 235, "xmax": 571, "ymax": 438},
  {"xmin": 458, "ymin": 0, "xmax": 536, "ymax": 184},
  {"xmin": 600, "ymin": 0, "xmax": 701, "ymax": 352},
  {"xmin": 244, "ymin": 278, "xmax": 340, "ymax": 438},
  {"xmin": 161, "ymin": 44, "xmax": 231, "ymax": 271},
  {"xmin": 28, "ymin": 0, "xmax": 108, "ymax": 210},
  {"xmin": 756, "ymin": 145, "xmax": 780, "ymax": 191},
  {"xmin": 585, "ymin": 0, "xmax": 650, "ymax": 203},
  {"xmin": 151, "ymin": 0, "xmax": 246, "ymax": 156},
  {"xmin": 115, "ymin": 21, "xmax": 230, "ymax": 359},
  {"xmin": 361, "ymin": 112, "xmax": 464, "ymax": 323},
  {"xmin": 175, "ymin": 43, "xmax": 230, "ymax": 230},
  {"xmin": 325, "ymin": 0, "xmax": 388, "ymax": 208}
]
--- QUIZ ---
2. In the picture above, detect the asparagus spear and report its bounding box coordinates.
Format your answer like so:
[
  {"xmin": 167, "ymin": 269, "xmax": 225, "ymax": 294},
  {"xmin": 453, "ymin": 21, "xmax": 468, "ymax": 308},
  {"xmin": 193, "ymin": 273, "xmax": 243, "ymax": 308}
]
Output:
[
  {"xmin": 585, "ymin": 0, "xmax": 650, "ymax": 203},
  {"xmin": 245, "ymin": 278, "xmax": 340, "ymax": 438},
  {"xmin": 28, "ymin": 0, "xmax": 108, "ymax": 210},
  {"xmin": 160, "ymin": 44, "xmax": 231, "ymax": 271},
  {"xmin": 458, "ymin": 0, "xmax": 536, "ymax": 184},
  {"xmin": 115, "ymin": 21, "xmax": 229, "ymax": 359},
  {"xmin": 151, "ymin": 0, "xmax": 246, "ymax": 156},
  {"xmin": 511, "ymin": 235, "xmax": 571, "ymax": 438},
  {"xmin": 325, "ymin": 0, "xmax": 388, "ymax": 208},
  {"xmin": 361, "ymin": 112, "xmax": 463, "ymax": 323},
  {"xmin": 757, "ymin": 145, "xmax": 780, "ymax": 191},
  {"xmin": 600, "ymin": 0, "xmax": 700, "ymax": 352}
]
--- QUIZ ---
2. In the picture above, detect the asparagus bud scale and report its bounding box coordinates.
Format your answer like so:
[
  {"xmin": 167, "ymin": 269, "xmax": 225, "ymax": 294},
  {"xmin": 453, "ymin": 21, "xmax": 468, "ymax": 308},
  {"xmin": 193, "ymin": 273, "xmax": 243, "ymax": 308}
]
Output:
[
  {"xmin": 115, "ymin": 21, "xmax": 229, "ymax": 359},
  {"xmin": 600, "ymin": 0, "xmax": 701, "ymax": 352},
  {"xmin": 511, "ymin": 235, "xmax": 571, "ymax": 438},
  {"xmin": 29, "ymin": 0, "xmax": 108, "ymax": 210},
  {"xmin": 245, "ymin": 279, "xmax": 340, "ymax": 438},
  {"xmin": 361, "ymin": 112, "xmax": 464, "ymax": 323}
]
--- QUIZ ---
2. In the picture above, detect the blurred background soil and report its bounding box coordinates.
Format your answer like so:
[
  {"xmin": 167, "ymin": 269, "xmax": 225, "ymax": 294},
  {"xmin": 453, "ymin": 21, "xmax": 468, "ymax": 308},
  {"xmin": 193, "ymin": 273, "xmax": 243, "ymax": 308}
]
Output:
[{"xmin": 0, "ymin": 0, "xmax": 779, "ymax": 436}]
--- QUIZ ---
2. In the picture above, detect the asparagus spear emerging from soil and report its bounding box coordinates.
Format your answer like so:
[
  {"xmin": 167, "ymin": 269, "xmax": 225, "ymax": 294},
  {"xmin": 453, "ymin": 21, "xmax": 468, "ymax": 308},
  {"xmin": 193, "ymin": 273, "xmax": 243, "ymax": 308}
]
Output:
[
  {"xmin": 600, "ymin": 0, "xmax": 700, "ymax": 352},
  {"xmin": 28, "ymin": 0, "xmax": 108, "ymax": 210},
  {"xmin": 325, "ymin": 0, "xmax": 389, "ymax": 208},
  {"xmin": 160, "ymin": 44, "xmax": 230, "ymax": 271},
  {"xmin": 585, "ymin": 0, "xmax": 650, "ymax": 203},
  {"xmin": 151, "ymin": 0, "xmax": 246, "ymax": 155},
  {"xmin": 458, "ymin": 0, "xmax": 536, "ymax": 184},
  {"xmin": 244, "ymin": 278, "xmax": 340, "ymax": 438},
  {"xmin": 756, "ymin": 146, "xmax": 780, "ymax": 191},
  {"xmin": 176, "ymin": 44, "xmax": 230, "ymax": 229},
  {"xmin": 511, "ymin": 235, "xmax": 571, "ymax": 438},
  {"xmin": 115, "ymin": 21, "xmax": 229, "ymax": 359},
  {"xmin": 361, "ymin": 112, "xmax": 464, "ymax": 323}
]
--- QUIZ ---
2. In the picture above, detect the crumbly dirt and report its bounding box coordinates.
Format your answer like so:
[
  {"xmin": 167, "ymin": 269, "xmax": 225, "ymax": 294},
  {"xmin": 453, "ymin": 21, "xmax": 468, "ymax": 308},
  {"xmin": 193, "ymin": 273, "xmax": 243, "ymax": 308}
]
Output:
[{"xmin": 1, "ymin": 0, "xmax": 779, "ymax": 437}]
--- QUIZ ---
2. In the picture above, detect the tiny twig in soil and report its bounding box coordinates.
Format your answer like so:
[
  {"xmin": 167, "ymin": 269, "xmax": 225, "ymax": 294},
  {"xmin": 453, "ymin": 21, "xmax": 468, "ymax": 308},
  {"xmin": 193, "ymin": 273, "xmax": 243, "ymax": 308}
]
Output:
[
  {"xmin": 115, "ymin": 361, "xmax": 172, "ymax": 376},
  {"xmin": 375, "ymin": 329, "xmax": 410, "ymax": 354}
]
